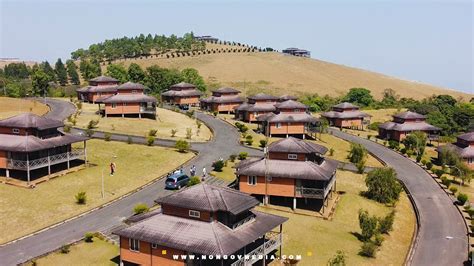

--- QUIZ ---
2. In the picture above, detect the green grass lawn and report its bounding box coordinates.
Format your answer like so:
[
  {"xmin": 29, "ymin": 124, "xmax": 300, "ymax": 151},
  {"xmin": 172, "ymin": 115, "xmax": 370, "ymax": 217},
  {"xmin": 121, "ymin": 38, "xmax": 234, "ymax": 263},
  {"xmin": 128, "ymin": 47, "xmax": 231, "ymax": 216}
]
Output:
[
  {"xmin": 0, "ymin": 139, "xmax": 194, "ymax": 244},
  {"xmin": 211, "ymin": 160, "xmax": 238, "ymax": 182},
  {"xmin": 262, "ymin": 170, "xmax": 415, "ymax": 266},
  {"xmin": 72, "ymin": 102, "xmax": 212, "ymax": 142},
  {"xmin": 29, "ymin": 237, "xmax": 118, "ymax": 266}
]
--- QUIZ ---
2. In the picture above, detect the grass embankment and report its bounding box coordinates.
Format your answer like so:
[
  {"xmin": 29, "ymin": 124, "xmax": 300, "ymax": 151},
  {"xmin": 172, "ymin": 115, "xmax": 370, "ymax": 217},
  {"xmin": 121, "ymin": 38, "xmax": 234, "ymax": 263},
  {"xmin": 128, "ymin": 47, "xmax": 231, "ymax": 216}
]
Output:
[
  {"xmin": 29, "ymin": 237, "xmax": 118, "ymax": 266},
  {"xmin": 0, "ymin": 139, "xmax": 194, "ymax": 243},
  {"xmin": 109, "ymin": 48, "xmax": 471, "ymax": 100},
  {"xmin": 0, "ymin": 97, "xmax": 49, "ymax": 119},
  {"xmin": 72, "ymin": 102, "xmax": 212, "ymax": 142},
  {"xmin": 262, "ymin": 170, "xmax": 415, "ymax": 266}
]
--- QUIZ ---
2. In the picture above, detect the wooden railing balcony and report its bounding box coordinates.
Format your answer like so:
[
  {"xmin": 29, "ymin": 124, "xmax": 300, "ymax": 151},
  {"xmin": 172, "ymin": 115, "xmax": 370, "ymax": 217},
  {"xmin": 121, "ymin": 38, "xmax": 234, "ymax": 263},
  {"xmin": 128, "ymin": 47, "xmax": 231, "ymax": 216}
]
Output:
[
  {"xmin": 230, "ymin": 232, "xmax": 282, "ymax": 266},
  {"xmin": 140, "ymin": 107, "xmax": 156, "ymax": 113},
  {"xmin": 7, "ymin": 149, "xmax": 85, "ymax": 171},
  {"xmin": 295, "ymin": 176, "xmax": 336, "ymax": 199}
]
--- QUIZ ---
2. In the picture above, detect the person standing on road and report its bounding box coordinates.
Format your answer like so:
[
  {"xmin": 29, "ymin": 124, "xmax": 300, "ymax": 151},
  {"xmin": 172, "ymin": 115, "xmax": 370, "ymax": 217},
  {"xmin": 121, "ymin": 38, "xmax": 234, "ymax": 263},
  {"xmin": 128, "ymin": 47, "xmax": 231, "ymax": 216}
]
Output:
[
  {"xmin": 190, "ymin": 165, "xmax": 196, "ymax": 177},
  {"xmin": 202, "ymin": 167, "xmax": 207, "ymax": 181}
]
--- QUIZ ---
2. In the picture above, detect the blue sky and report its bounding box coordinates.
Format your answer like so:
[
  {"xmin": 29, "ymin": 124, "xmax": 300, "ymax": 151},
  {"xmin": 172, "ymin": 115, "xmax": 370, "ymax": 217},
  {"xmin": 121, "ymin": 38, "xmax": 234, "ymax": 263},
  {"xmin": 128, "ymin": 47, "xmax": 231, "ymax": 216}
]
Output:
[{"xmin": 1, "ymin": 0, "xmax": 472, "ymax": 93}]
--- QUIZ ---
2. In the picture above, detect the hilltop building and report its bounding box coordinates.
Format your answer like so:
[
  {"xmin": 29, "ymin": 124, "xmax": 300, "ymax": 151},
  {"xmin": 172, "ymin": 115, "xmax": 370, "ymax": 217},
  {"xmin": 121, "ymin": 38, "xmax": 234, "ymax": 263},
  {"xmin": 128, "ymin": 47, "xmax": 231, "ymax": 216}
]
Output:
[
  {"xmin": 76, "ymin": 76, "xmax": 120, "ymax": 103},
  {"xmin": 0, "ymin": 113, "xmax": 88, "ymax": 184},
  {"xmin": 194, "ymin": 35, "xmax": 219, "ymax": 42},
  {"xmin": 321, "ymin": 102, "xmax": 371, "ymax": 130},
  {"xmin": 200, "ymin": 87, "xmax": 244, "ymax": 113},
  {"xmin": 437, "ymin": 132, "xmax": 474, "ymax": 169},
  {"xmin": 96, "ymin": 82, "xmax": 157, "ymax": 119},
  {"xmin": 256, "ymin": 100, "xmax": 319, "ymax": 138},
  {"xmin": 378, "ymin": 111, "xmax": 440, "ymax": 141},
  {"xmin": 236, "ymin": 137, "xmax": 337, "ymax": 212},
  {"xmin": 161, "ymin": 82, "xmax": 202, "ymax": 107},
  {"xmin": 282, "ymin": 48, "xmax": 311, "ymax": 57},
  {"xmin": 114, "ymin": 183, "xmax": 287, "ymax": 266},
  {"xmin": 236, "ymin": 94, "xmax": 301, "ymax": 123}
]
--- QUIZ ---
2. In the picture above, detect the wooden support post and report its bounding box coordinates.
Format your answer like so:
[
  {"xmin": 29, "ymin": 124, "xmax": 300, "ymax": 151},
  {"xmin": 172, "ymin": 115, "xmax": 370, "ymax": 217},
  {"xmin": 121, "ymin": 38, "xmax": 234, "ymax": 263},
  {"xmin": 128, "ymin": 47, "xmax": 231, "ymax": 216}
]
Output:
[
  {"xmin": 6, "ymin": 169, "xmax": 9, "ymax": 178},
  {"xmin": 293, "ymin": 197, "xmax": 297, "ymax": 210},
  {"xmin": 279, "ymin": 224, "xmax": 283, "ymax": 258},
  {"xmin": 26, "ymin": 153, "xmax": 30, "ymax": 185},
  {"xmin": 139, "ymin": 112, "xmax": 142, "ymax": 119},
  {"xmin": 47, "ymin": 150, "xmax": 51, "ymax": 176}
]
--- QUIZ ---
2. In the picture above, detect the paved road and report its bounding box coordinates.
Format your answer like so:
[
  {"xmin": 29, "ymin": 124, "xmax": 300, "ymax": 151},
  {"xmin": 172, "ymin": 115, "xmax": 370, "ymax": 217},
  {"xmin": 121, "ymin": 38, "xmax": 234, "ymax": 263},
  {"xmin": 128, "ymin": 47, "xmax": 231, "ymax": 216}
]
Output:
[
  {"xmin": 329, "ymin": 128, "xmax": 468, "ymax": 266},
  {"xmin": 0, "ymin": 99, "xmax": 260, "ymax": 265},
  {"xmin": 40, "ymin": 98, "xmax": 77, "ymax": 120}
]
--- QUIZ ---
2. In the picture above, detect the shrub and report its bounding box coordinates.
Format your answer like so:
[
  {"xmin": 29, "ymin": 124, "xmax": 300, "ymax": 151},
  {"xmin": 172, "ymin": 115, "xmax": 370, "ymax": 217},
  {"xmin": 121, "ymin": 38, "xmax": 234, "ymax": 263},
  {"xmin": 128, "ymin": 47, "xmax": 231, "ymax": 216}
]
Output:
[
  {"xmin": 212, "ymin": 160, "xmax": 225, "ymax": 172},
  {"xmin": 229, "ymin": 154, "xmax": 237, "ymax": 162},
  {"xmin": 85, "ymin": 129, "xmax": 94, "ymax": 137},
  {"xmin": 358, "ymin": 209, "xmax": 378, "ymax": 241},
  {"xmin": 144, "ymin": 135, "xmax": 154, "ymax": 146},
  {"xmin": 378, "ymin": 210, "xmax": 395, "ymax": 234},
  {"xmin": 359, "ymin": 242, "xmax": 377, "ymax": 257},
  {"xmin": 368, "ymin": 122, "xmax": 381, "ymax": 131},
  {"xmin": 434, "ymin": 169, "xmax": 444, "ymax": 178},
  {"xmin": 329, "ymin": 148, "xmax": 335, "ymax": 156},
  {"xmin": 245, "ymin": 135, "xmax": 253, "ymax": 145},
  {"xmin": 133, "ymin": 203, "xmax": 150, "ymax": 215},
  {"xmin": 127, "ymin": 136, "xmax": 132, "ymax": 144},
  {"xmin": 441, "ymin": 176, "xmax": 451, "ymax": 187},
  {"xmin": 213, "ymin": 111, "xmax": 218, "ymax": 117},
  {"xmin": 84, "ymin": 232, "xmax": 94, "ymax": 243},
  {"xmin": 148, "ymin": 129, "xmax": 158, "ymax": 136},
  {"xmin": 60, "ymin": 244, "xmax": 71, "ymax": 254},
  {"xmin": 175, "ymin": 140, "xmax": 190, "ymax": 152},
  {"xmin": 416, "ymin": 154, "xmax": 422, "ymax": 163},
  {"xmin": 356, "ymin": 160, "xmax": 366, "ymax": 174},
  {"xmin": 186, "ymin": 128, "xmax": 192, "ymax": 139},
  {"xmin": 63, "ymin": 124, "xmax": 71, "ymax": 133},
  {"xmin": 388, "ymin": 140, "xmax": 399, "ymax": 150},
  {"xmin": 449, "ymin": 186, "xmax": 458, "ymax": 195},
  {"xmin": 327, "ymin": 250, "xmax": 346, "ymax": 266},
  {"xmin": 259, "ymin": 139, "xmax": 267, "ymax": 148},
  {"xmin": 457, "ymin": 193, "xmax": 468, "ymax": 205},
  {"xmin": 196, "ymin": 120, "xmax": 202, "ymax": 129},
  {"xmin": 365, "ymin": 168, "xmax": 402, "ymax": 204},
  {"xmin": 87, "ymin": 119, "xmax": 99, "ymax": 129},
  {"xmin": 400, "ymin": 148, "xmax": 407, "ymax": 154},
  {"xmin": 76, "ymin": 102, "xmax": 82, "ymax": 110},
  {"xmin": 185, "ymin": 110, "xmax": 195, "ymax": 118},
  {"xmin": 171, "ymin": 129, "xmax": 178, "ymax": 137},
  {"xmin": 104, "ymin": 132, "xmax": 112, "ymax": 141},
  {"xmin": 75, "ymin": 191, "xmax": 87, "ymax": 204},
  {"xmin": 426, "ymin": 161, "xmax": 433, "ymax": 170},
  {"xmin": 187, "ymin": 176, "xmax": 201, "ymax": 187},
  {"xmin": 238, "ymin": 152, "xmax": 248, "ymax": 160},
  {"xmin": 421, "ymin": 159, "xmax": 427, "ymax": 166},
  {"xmin": 374, "ymin": 234, "xmax": 384, "ymax": 246},
  {"xmin": 467, "ymin": 209, "xmax": 474, "ymax": 219},
  {"xmin": 367, "ymin": 135, "xmax": 372, "ymax": 140},
  {"xmin": 348, "ymin": 143, "xmax": 367, "ymax": 164}
]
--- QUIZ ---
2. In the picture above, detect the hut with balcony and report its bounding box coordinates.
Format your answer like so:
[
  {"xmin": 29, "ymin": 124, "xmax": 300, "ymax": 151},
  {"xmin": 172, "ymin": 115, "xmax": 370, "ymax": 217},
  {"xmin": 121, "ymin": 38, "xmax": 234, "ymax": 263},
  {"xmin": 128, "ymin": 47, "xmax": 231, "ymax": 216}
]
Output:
[
  {"xmin": 256, "ymin": 100, "xmax": 319, "ymax": 138},
  {"xmin": 236, "ymin": 137, "xmax": 337, "ymax": 212},
  {"xmin": 436, "ymin": 132, "xmax": 474, "ymax": 169},
  {"xmin": 378, "ymin": 111, "xmax": 440, "ymax": 141},
  {"xmin": 76, "ymin": 76, "xmax": 119, "ymax": 103},
  {"xmin": 114, "ymin": 183, "xmax": 287, "ymax": 266},
  {"xmin": 200, "ymin": 87, "xmax": 244, "ymax": 113},
  {"xmin": 0, "ymin": 113, "xmax": 88, "ymax": 185},
  {"xmin": 96, "ymin": 82, "xmax": 157, "ymax": 119},
  {"xmin": 161, "ymin": 82, "xmax": 202, "ymax": 107},
  {"xmin": 321, "ymin": 102, "xmax": 371, "ymax": 130}
]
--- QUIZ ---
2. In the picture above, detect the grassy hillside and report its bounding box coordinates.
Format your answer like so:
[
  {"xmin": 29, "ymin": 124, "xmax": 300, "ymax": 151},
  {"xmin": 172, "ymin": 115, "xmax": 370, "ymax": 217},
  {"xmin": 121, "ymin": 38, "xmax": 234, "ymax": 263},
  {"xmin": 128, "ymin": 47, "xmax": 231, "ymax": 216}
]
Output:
[
  {"xmin": 108, "ymin": 45, "xmax": 470, "ymax": 100},
  {"xmin": 0, "ymin": 97, "xmax": 49, "ymax": 119}
]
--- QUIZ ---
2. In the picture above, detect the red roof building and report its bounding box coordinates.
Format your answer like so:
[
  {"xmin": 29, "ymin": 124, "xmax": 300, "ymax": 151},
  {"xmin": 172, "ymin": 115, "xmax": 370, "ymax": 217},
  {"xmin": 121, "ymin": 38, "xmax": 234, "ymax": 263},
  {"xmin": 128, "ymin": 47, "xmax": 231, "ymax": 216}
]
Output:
[
  {"xmin": 0, "ymin": 113, "xmax": 88, "ymax": 184},
  {"xmin": 437, "ymin": 132, "xmax": 474, "ymax": 169},
  {"xmin": 114, "ymin": 183, "xmax": 287, "ymax": 266},
  {"xmin": 76, "ymin": 76, "xmax": 119, "ymax": 103}
]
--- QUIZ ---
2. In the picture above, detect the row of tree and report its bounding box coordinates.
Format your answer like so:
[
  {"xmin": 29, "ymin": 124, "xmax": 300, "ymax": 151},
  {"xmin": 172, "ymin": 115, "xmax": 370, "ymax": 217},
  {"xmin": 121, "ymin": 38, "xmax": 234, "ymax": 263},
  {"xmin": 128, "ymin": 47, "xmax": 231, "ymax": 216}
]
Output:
[
  {"xmin": 70, "ymin": 32, "xmax": 206, "ymax": 63},
  {"xmin": 302, "ymin": 88, "xmax": 474, "ymax": 135}
]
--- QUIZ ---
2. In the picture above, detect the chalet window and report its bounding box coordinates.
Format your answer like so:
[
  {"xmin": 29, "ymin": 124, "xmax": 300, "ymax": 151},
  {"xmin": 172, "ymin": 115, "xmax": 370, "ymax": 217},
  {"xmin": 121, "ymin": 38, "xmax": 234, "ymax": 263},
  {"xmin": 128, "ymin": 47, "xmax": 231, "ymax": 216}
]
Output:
[
  {"xmin": 12, "ymin": 128, "xmax": 20, "ymax": 134},
  {"xmin": 151, "ymin": 243, "xmax": 158, "ymax": 249},
  {"xmin": 111, "ymin": 103, "xmax": 117, "ymax": 109},
  {"xmin": 129, "ymin": 238, "xmax": 140, "ymax": 252},
  {"xmin": 248, "ymin": 176, "xmax": 257, "ymax": 185},
  {"xmin": 275, "ymin": 123, "xmax": 282, "ymax": 128},
  {"xmin": 189, "ymin": 210, "xmax": 201, "ymax": 218},
  {"xmin": 288, "ymin": 154, "xmax": 298, "ymax": 160}
]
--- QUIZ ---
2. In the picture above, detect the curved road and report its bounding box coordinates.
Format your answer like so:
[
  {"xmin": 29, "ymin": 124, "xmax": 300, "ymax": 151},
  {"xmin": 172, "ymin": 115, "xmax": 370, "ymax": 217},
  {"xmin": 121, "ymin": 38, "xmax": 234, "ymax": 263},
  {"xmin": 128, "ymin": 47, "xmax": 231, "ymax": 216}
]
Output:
[
  {"xmin": 0, "ymin": 99, "xmax": 468, "ymax": 265},
  {"xmin": 330, "ymin": 129, "xmax": 468, "ymax": 266}
]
